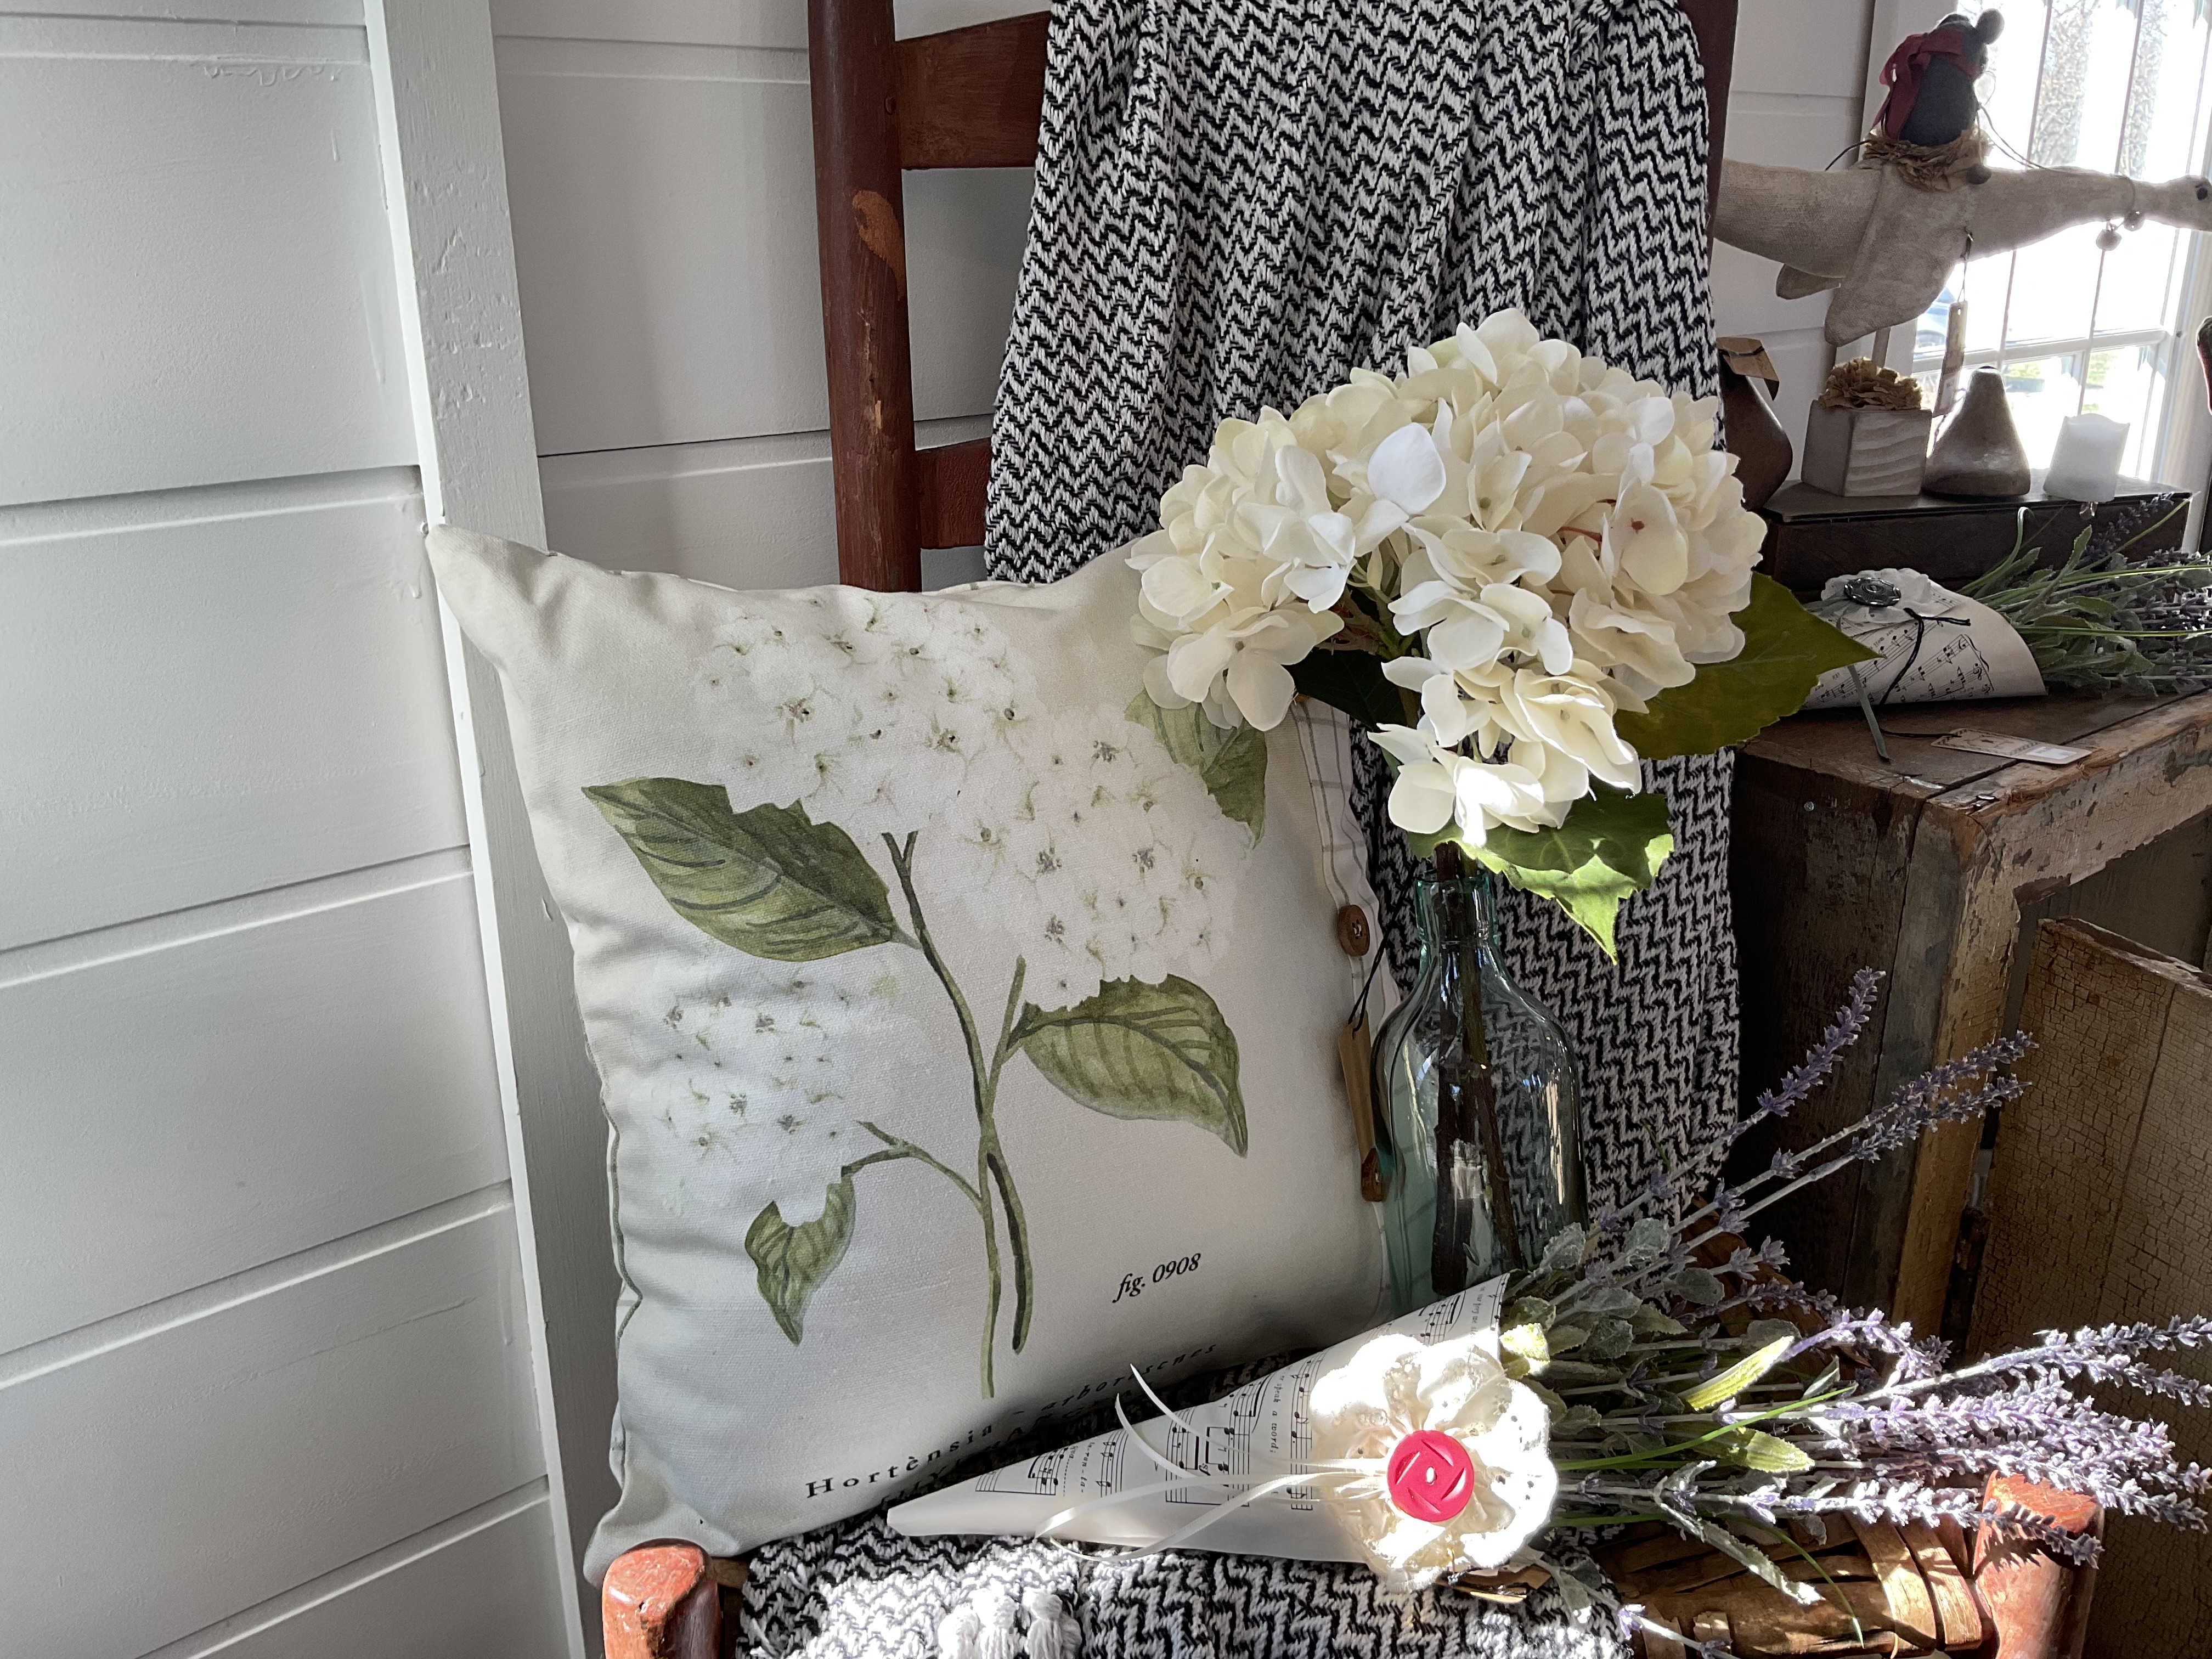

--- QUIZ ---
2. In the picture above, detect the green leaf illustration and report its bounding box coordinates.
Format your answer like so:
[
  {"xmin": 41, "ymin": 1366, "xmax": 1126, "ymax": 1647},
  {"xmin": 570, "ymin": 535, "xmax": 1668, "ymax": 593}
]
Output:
[
  {"xmin": 1011, "ymin": 975, "xmax": 1248, "ymax": 1155},
  {"xmin": 1615, "ymin": 573, "xmax": 1875, "ymax": 759},
  {"xmin": 585, "ymin": 778, "xmax": 898, "ymax": 961},
  {"xmin": 1123, "ymin": 691, "xmax": 1268, "ymax": 839},
  {"xmin": 1414, "ymin": 789, "xmax": 1674, "ymax": 960},
  {"xmin": 744, "ymin": 1177, "xmax": 856, "ymax": 1344}
]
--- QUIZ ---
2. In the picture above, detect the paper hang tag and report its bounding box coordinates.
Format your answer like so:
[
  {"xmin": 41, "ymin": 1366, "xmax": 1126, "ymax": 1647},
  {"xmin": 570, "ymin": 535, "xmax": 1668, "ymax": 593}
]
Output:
[
  {"xmin": 1717, "ymin": 336, "xmax": 1779, "ymax": 391},
  {"xmin": 1933, "ymin": 730, "xmax": 2094, "ymax": 766},
  {"xmin": 1338, "ymin": 1015, "xmax": 1385, "ymax": 1203}
]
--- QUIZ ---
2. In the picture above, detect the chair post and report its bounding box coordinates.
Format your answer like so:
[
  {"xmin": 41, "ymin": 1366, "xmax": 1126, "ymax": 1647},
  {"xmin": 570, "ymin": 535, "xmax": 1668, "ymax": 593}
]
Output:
[{"xmin": 808, "ymin": 0, "xmax": 924, "ymax": 592}]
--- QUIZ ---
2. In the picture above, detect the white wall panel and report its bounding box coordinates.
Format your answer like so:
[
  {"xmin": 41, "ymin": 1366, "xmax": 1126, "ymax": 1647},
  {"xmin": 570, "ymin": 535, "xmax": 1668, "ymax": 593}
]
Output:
[
  {"xmin": 1733, "ymin": 0, "xmax": 1876, "ymax": 100},
  {"xmin": 541, "ymin": 431, "xmax": 838, "ymax": 584},
  {"xmin": 158, "ymin": 1492, "xmax": 568, "ymax": 1659},
  {"xmin": 539, "ymin": 415, "xmax": 991, "ymax": 590},
  {"xmin": 1716, "ymin": 2, "xmax": 1880, "ymax": 474},
  {"xmin": 0, "ymin": 473, "xmax": 466, "ymax": 950},
  {"xmin": 0, "ymin": 17, "xmax": 415, "ymax": 505},
  {"xmin": 0, "ymin": 1204, "xmax": 544, "ymax": 1659},
  {"xmin": 0, "ymin": 867, "xmax": 507, "ymax": 1354},
  {"xmin": 498, "ymin": 32, "xmax": 1029, "ymax": 456}
]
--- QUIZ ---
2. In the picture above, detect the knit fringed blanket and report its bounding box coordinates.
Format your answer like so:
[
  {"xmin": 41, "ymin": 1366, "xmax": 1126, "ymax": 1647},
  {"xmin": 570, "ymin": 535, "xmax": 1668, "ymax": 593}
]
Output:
[{"xmin": 743, "ymin": 2, "xmax": 1729, "ymax": 1651}]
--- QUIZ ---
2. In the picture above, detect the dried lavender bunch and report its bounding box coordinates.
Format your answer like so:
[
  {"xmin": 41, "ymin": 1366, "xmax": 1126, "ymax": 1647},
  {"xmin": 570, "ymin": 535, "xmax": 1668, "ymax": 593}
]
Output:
[
  {"xmin": 1959, "ymin": 501, "xmax": 2212, "ymax": 695},
  {"xmin": 1509, "ymin": 970, "xmax": 2210, "ymax": 1656}
]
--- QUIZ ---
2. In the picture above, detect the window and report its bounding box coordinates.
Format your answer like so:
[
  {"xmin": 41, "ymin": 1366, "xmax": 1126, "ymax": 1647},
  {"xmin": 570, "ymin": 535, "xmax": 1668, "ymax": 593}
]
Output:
[{"xmin": 1909, "ymin": 0, "xmax": 2212, "ymax": 486}]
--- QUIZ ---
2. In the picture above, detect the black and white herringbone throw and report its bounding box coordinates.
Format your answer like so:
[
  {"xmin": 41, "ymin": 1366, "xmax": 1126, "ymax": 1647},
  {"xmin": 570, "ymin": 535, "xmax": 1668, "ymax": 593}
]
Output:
[
  {"xmin": 985, "ymin": 0, "xmax": 1738, "ymax": 1231},
  {"xmin": 743, "ymin": 3, "xmax": 1727, "ymax": 1651}
]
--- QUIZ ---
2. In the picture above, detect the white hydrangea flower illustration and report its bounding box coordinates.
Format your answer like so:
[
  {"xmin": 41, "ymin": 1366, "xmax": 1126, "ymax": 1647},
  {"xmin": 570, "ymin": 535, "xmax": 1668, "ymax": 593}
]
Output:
[
  {"xmin": 651, "ymin": 964, "xmax": 901, "ymax": 1223},
  {"xmin": 697, "ymin": 592, "xmax": 1251, "ymax": 1011},
  {"xmin": 953, "ymin": 707, "xmax": 1249, "ymax": 1009},
  {"xmin": 698, "ymin": 590, "xmax": 1031, "ymax": 845},
  {"xmin": 610, "ymin": 589, "xmax": 1264, "ymax": 1393}
]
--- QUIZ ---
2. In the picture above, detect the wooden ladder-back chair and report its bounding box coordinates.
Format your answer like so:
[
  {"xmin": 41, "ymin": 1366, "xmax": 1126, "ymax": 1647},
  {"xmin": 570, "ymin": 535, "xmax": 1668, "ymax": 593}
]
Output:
[{"xmin": 603, "ymin": 3, "xmax": 1739, "ymax": 1652}]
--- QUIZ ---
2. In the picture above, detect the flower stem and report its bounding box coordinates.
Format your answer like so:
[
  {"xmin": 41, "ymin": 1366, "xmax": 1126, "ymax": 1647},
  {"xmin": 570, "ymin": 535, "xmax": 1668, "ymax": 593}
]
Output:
[
  {"xmin": 884, "ymin": 830, "xmax": 1008, "ymax": 1397},
  {"xmin": 985, "ymin": 959, "xmax": 1035, "ymax": 1350}
]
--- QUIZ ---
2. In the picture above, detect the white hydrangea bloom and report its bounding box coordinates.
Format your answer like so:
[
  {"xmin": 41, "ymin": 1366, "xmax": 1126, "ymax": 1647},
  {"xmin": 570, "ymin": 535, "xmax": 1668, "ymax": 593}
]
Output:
[{"xmin": 1123, "ymin": 306, "xmax": 1767, "ymax": 847}]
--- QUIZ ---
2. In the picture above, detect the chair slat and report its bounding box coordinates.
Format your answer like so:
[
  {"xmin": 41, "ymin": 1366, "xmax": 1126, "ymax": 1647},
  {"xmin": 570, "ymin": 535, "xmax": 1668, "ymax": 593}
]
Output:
[
  {"xmin": 811, "ymin": 0, "xmax": 923, "ymax": 591},
  {"xmin": 896, "ymin": 13, "xmax": 1049, "ymax": 170},
  {"xmin": 916, "ymin": 437, "xmax": 992, "ymax": 550}
]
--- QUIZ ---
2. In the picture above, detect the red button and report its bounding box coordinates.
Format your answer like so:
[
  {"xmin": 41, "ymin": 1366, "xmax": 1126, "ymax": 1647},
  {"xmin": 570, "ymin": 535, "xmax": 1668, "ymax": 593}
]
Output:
[{"xmin": 1385, "ymin": 1429, "xmax": 1477, "ymax": 1523}]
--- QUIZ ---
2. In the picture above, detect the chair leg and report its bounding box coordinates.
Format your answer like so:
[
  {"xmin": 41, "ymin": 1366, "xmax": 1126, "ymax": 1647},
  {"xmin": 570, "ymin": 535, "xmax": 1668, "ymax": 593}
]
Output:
[{"xmin": 604, "ymin": 1541, "xmax": 720, "ymax": 1659}]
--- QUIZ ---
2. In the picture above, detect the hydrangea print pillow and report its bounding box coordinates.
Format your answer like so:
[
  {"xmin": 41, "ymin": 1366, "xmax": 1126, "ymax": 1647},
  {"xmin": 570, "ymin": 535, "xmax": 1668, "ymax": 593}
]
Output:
[{"xmin": 426, "ymin": 529, "xmax": 1390, "ymax": 1572}]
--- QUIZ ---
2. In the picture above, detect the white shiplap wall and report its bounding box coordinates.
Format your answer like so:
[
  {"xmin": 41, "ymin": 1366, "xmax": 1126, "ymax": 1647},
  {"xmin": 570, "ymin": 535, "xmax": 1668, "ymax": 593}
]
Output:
[
  {"xmin": 0, "ymin": 7, "xmax": 571, "ymax": 1656},
  {"xmin": 1714, "ymin": 0, "xmax": 1881, "ymax": 471}
]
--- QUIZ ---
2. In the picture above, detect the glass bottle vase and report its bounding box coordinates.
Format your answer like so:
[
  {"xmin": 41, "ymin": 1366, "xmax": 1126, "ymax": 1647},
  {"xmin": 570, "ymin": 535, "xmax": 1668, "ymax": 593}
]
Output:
[{"xmin": 1372, "ymin": 857, "xmax": 1585, "ymax": 1313}]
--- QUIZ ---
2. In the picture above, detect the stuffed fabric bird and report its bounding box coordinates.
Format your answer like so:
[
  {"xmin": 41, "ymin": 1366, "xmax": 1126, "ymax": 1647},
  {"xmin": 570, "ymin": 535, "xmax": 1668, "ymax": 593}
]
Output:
[
  {"xmin": 1716, "ymin": 8, "xmax": 2212, "ymax": 346},
  {"xmin": 1877, "ymin": 10, "xmax": 2001, "ymax": 148},
  {"xmin": 1717, "ymin": 161, "xmax": 2212, "ymax": 346}
]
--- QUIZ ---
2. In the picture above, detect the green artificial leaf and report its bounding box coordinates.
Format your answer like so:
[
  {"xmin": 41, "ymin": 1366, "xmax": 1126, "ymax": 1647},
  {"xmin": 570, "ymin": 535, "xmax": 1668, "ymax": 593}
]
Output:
[
  {"xmin": 585, "ymin": 778, "xmax": 898, "ymax": 961},
  {"xmin": 1712, "ymin": 1426, "xmax": 1815, "ymax": 1474},
  {"xmin": 1414, "ymin": 789, "xmax": 1674, "ymax": 960},
  {"xmin": 1670, "ymin": 1266, "xmax": 1726, "ymax": 1306},
  {"xmin": 1658, "ymin": 1504, "xmax": 1826, "ymax": 1608},
  {"xmin": 1288, "ymin": 646, "xmax": 1416, "ymax": 732},
  {"xmin": 745, "ymin": 1177, "xmax": 856, "ymax": 1344},
  {"xmin": 1123, "ymin": 691, "xmax": 1268, "ymax": 839},
  {"xmin": 1615, "ymin": 573, "xmax": 1876, "ymax": 759},
  {"xmin": 1011, "ymin": 975, "xmax": 1248, "ymax": 1154},
  {"xmin": 1502, "ymin": 1323, "xmax": 1551, "ymax": 1369},
  {"xmin": 1683, "ymin": 1335, "xmax": 1795, "ymax": 1411}
]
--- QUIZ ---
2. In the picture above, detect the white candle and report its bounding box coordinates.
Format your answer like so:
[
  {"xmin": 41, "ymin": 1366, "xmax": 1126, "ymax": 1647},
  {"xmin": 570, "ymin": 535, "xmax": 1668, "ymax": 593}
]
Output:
[{"xmin": 2045, "ymin": 412, "xmax": 2129, "ymax": 503}]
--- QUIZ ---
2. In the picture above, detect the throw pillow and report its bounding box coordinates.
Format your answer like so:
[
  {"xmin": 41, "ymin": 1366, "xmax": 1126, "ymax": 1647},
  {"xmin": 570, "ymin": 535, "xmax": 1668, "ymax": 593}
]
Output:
[{"xmin": 426, "ymin": 528, "xmax": 1392, "ymax": 1573}]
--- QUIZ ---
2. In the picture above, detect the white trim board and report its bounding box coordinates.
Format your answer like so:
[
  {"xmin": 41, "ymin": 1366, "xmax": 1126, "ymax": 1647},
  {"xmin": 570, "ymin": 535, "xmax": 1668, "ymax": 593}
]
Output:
[{"xmin": 364, "ymin": 4, "xmax": 604, "ymax": 1651}]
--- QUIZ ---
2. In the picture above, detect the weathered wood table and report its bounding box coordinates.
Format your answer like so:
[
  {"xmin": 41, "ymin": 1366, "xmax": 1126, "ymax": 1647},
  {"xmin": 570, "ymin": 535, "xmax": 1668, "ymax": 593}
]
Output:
[{"xmin": 1730, "ymin": 692, "xmax": 2212, "ymax": 1334}]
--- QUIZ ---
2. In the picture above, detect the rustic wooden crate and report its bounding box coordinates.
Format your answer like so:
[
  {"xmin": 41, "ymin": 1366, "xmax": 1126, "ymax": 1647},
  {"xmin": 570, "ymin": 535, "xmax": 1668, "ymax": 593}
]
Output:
[
  {"xmin": 1730, "ymin": 693, "xmax": 2212, "ymax": 1333},
  {"xmin": 1972, "ymin": 918, "xmax": 2212, "ymax": 1658}
]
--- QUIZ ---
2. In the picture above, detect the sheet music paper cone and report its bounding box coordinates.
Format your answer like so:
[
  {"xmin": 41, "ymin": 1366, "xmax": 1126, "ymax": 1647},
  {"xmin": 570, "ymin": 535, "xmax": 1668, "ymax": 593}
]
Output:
[
  {"xmin": 1802, "ymin": 567, "xmax": 2043, "ymax": 709},
  {"xmin": 888, "ymin": 1277, "xmax": 1507, "ymax": 1559}
]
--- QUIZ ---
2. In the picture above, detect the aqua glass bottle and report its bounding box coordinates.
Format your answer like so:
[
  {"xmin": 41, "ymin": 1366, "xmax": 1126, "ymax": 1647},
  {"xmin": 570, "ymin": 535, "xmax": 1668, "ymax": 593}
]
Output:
[{"xmin": 1371, "ymin": 857, "xmax": 1584, "ymax": 1312}]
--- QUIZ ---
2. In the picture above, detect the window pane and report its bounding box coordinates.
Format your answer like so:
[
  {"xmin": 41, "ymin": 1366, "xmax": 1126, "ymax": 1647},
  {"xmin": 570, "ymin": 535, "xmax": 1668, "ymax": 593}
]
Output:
[
  {"xmin": 2095, "ymin": 223, "xmax": 2183, "ymax": 334},
  {"xmin": 1984, "ymin": 0, "xmax": 2052, "ymax": 161},
  {"xmin": 2002, "ymin": 354, "xmax": 2087, "ymax": 469},
  {"xmin": 2006, "ymin": 222, "xmax": 2107, "ymax": 344},
  {"xmin": 2121, "ymin": 0, "xmax": 2212, "ymax": 179}
]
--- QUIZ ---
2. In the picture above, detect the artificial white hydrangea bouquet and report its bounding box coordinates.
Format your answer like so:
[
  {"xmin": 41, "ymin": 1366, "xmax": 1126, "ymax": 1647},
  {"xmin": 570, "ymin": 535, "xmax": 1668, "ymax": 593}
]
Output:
[{"xmin": 1127, "ymin": 308, "xmax": 1869, "ymax": 951}]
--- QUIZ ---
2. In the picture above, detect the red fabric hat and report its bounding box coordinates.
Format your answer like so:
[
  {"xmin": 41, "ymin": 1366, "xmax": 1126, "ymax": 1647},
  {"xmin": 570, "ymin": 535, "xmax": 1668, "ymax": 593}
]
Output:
[{"xmin": 1876, "ymin": 24, "xmax": 1981, "ymax": 141}]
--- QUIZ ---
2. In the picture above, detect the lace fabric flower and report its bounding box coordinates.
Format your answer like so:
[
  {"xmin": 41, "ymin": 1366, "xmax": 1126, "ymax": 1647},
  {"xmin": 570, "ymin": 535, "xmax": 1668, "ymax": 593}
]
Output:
[{"xmin": 1308, "ymin": 1331, "xmax": 1558, "ymax": 1592}]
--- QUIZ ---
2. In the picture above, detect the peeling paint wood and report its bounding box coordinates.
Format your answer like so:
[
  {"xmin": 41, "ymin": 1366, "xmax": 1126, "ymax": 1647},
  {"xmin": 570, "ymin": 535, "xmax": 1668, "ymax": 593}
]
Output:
[
  {"xmin": 1974, "ymin": 919, "xmax": 2212, "ymax": 1656},
  {"xmin": 1734, "ymin": 692, "xmax": 2212, "ymax": 1330}
]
